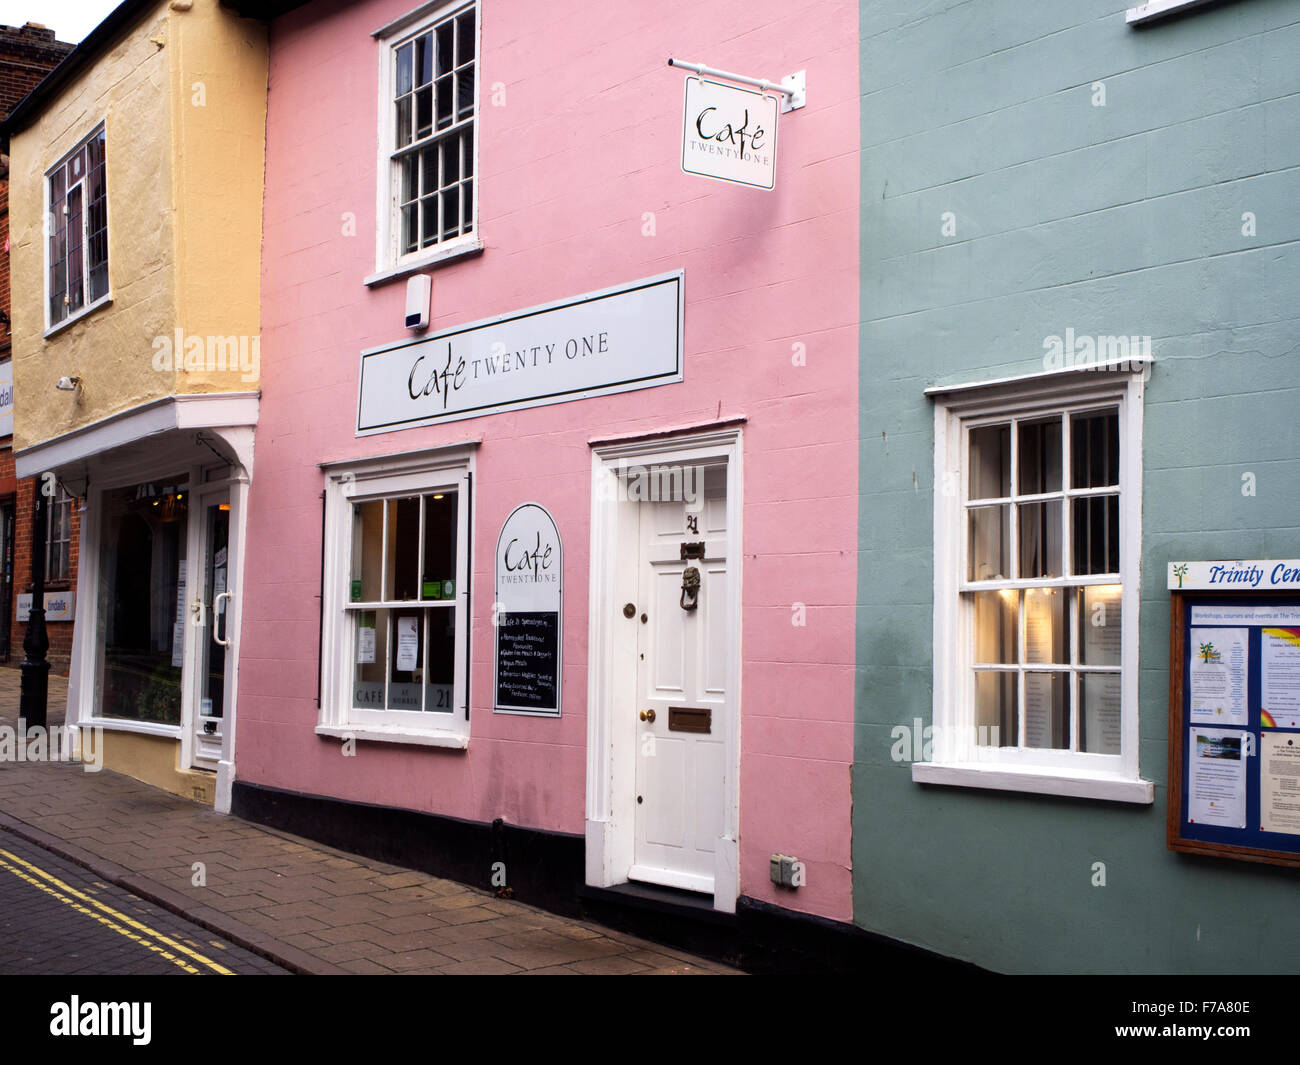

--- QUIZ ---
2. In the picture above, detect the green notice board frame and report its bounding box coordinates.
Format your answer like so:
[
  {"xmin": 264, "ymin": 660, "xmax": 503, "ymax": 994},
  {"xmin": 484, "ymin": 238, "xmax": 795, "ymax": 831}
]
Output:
[{"xmin": 1168, "ymin": 589, "xmax": 1300, "ymax": 869}]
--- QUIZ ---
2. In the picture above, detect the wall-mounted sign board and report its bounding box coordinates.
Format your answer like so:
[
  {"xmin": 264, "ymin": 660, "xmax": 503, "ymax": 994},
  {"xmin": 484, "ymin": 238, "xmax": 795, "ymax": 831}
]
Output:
[
  {"xmin": 1168, "ymin": 565, "xmax": 1300, "ymax": 868},
  {"xmin": 680, "ymin": 76, "xmax": 778, "ymax": 190},
  {"xmin": 357, "ymin": 273, "xmax": 683, "ymax": 435},
  {"xmin": 16, "ymin": 591, "xmax": 76, "ymax": 623},
  {"xmin": 494, "ymin": 503, "xmax": 562, "ymax": 717}
]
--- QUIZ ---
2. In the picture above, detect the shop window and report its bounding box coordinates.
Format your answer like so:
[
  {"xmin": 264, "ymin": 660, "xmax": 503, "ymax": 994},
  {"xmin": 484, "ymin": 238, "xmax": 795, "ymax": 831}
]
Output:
[
  {"xmin": 319, "ymin": 447, "xmax": 473, "ymax": 745},
  {"xmin": 46, "ymin": 125, "xmax": 109, "ymax": 331},
  {"xmin": 920, "ymin": 370, "xmax": 1150, "ymax": 802},
  {"xmin": 94, "ymin": 480, "xmax": 188, "ymax": 726},
  {"xmin": 373, "ymin": 0, "xmax": 478, "ymax": 279}
]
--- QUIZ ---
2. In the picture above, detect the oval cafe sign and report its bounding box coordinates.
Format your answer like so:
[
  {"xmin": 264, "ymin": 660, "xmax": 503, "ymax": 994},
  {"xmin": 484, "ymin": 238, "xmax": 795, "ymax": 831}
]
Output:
[{"xmin": 494, "ymin": 503, "xmax": 562, "ymax": 717}]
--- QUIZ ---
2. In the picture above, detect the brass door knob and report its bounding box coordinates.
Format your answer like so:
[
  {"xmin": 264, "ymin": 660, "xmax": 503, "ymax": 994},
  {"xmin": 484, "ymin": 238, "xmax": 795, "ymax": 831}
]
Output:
[{"xmin": 639, "ymin": 709, "xmax": 656, "ymax": 722}]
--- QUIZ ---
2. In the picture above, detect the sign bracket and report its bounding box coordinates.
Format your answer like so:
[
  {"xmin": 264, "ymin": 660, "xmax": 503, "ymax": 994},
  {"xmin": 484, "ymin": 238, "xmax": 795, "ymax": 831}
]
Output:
[{"xmin": 667, "ymin": 58, "xmax": 805, "ymax": 113}]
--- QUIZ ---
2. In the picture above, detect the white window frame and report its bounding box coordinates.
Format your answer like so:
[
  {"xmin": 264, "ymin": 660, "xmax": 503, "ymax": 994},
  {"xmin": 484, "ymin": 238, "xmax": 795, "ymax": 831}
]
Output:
[
  {"xmin": 44, "ymin": 121, "xmax": 111, "ymax": 336},
  {"xmin": 317, "ymin": 443, "xmax": 476, "ymax": 749},
  {"xmin": 916, "ymin": 364, "xmax": 1154, "ymax": 804},
  {"xmin": 368, "ymin": 0, "xmax": 482, "ymax": 287},
  {"xmin": 45, "ymin": 483, "xmax": 75, "ymax": 584}
]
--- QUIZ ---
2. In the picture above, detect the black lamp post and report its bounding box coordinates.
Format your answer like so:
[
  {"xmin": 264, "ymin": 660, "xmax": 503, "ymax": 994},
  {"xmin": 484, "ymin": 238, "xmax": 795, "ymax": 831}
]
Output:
[{"xmin": 19, "ymin": 483, "xmax": 49, "ymax": 731}]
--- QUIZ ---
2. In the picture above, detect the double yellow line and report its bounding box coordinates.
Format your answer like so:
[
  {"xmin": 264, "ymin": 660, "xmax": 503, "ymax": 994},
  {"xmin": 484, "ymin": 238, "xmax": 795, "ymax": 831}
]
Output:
[{"xmin": 0, "ymin": 845, "xmax": 234, "ymax": 975}]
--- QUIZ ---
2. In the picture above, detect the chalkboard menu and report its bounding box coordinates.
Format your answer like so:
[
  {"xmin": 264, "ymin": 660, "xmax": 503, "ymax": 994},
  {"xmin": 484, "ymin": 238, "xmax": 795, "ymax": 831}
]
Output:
[
  {"xmin": 494, "ymin": 504, "xmax": 562, "ymax": 716},
  {"xmin": 496, "ymin": 612, "xmax": 559, "ymax": 710}
]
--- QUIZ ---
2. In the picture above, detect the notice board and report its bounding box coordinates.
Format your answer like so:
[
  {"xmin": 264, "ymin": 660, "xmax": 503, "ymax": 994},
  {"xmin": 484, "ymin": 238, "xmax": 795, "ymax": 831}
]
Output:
[{"xmin": 1168, "ymin": 561, "xmax": 1300, "ymax": 868}]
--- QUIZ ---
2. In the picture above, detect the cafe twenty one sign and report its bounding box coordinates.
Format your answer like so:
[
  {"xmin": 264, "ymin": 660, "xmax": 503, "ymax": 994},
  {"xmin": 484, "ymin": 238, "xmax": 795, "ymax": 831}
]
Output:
[
  {"xmin": 680, "ymin": 76, "xmax": 778, "ymax": 190},
  {"xmin": 357, "ymin": 272, "xmax": 683, "ymax": 435}
]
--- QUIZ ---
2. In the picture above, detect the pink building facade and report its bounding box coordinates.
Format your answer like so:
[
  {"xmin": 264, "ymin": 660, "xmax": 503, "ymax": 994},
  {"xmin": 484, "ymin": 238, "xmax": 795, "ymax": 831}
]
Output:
[{"xmin": 235, "ymin": 0, "xmax": 860, "ymax": 950}]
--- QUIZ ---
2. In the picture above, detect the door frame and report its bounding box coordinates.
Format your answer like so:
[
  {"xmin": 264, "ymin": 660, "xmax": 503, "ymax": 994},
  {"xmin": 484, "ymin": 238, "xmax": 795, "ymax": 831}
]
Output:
[{"xmin": 585, "ymin": 424, "xmax": 743, "ymax": 912}]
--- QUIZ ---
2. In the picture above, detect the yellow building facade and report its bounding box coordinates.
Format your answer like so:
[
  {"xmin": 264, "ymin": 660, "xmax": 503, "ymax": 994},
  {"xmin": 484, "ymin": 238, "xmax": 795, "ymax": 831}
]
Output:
[{"xmin": 4, "ymin": 0, "xmax": 269, "ymax": 806}]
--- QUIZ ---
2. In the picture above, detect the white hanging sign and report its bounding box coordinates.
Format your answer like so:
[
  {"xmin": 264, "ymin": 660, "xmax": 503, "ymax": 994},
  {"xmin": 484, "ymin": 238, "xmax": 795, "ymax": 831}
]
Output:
[
  {"xmin": 494, "ymin": 503, "xmax": 562, "ymax": 717},
  {"xmin": 681, "ymin": 76, "xmax": 778, "ymax": 190}
]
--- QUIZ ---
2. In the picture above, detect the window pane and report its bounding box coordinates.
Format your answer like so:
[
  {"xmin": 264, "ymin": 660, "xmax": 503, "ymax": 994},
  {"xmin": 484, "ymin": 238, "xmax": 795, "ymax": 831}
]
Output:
[
  {"xmin": 387, "ymin": 612, "xmax": 424, "ymax": 710},
  {"xmin": 66, "ymin": 184, "xmax": 84, "ymax": 311},
  {"xmin": 463, "ymin": 181, "xmax": 473, "ymax": 232},
  {"xmin": 415, "ymin": 33, "xmax": 432, "ymax": 86},
  {"xmin": 421, "ymin": 144, "xmax": 439, "ymax": 194},
  {"xmin": 968, "ymin": 424, "xmax": 1009, "ymax": 500},
  {"xmin": 352, "ymin": 609, "xmax": 387, "ymax": 708},
  {"xmin": 974, "ymin": 671, "xmax": 1016, "ymax": 747},
  {"xmin": 435, "ymin": 74, "xmax": 453, "ymax": 129},
  {"xmin": 441, "ymin": 136, "xmax": 459, "ymax": 183},
  {"xmin": 395, "ymin": 96, "xmax": 412, "ymax": 148},
  {"xmin": 967, "ymin": 504, "xmax": 1009, "ymax": 581},
  {"xmin": 401, "ymin": 154, "xmax": 418, "ymax": 202},
  {"xmin": 1080, "ymin": 672, "xmax": 1121, "ymax": 754},
  {"xmin": 1024, "ymin": 672, "xmax": 1069, "ymax": 750},
  {"xmin": 350, "ymin": 500, "xmax": 384, "ymax": 601},
  {"xmin": 464, "ymin": 126, "xmax": 473, "ymax": 177},
  {"xmin": 456, "ymin": 11, "xmax": 474, "ymax": 64},
  {"xmin": 1071, "ymin": 410, "xmax": 1119, "ymax": 489},
  {"xmin": 1018, "ymin": 500, "xmax": 1061, "ymax": 578},
  {"xmin": 973, "ymin": 591, "xmax": 1016, "ymax": 665},
  {"xmin": 396, "ymin": 43, "xmax": 413, "ymax": 95},
  {"xmin": 1018, "ymin": 417, "xmax": 1062, "ymax": 495},
  {"xmin": 95, "ymin": 481, "xmax": 188, "ymax": 725},
  {"xmin": 422, "ymin": 492, "xmax": 458, "ymax": 599},
  {"xmin": 402, "ymin": 202, "xmax": 418, "ymax": 253},
  {"xmin": 440, "ymin": 186, "xmax": 460, "ymax": 239},
  {"xmin": 425, "ymin": 607, "xmax": 456, "ymax": 713},
  {"xmin": 1079, "ymin": 585, "xmax": 1122, "ymax": 666},
  {"xmin": 436, "ymin": 20, "xmax": 454, "ymax": 76},
  {"xmin": 384, "ymin": 496, "xmax": 421, "ymax": 601},
  {"xmin": 1025, "ymin": 587, "xmax": 1065, "ymax": 664},
  {"xmin": 1071, "ymin": 495, "xmax": 1119, "ymax": 575},
  {"xmin": 457, "ymin": 64, "xmax": 474, "ymax": 121},
  {"xmin": 421, "ymin": 195, "xmax": 439, "ymax": 244},
  {"xmin": 416, "ymin": 86, "xmax": 433, "ymax": 139}
]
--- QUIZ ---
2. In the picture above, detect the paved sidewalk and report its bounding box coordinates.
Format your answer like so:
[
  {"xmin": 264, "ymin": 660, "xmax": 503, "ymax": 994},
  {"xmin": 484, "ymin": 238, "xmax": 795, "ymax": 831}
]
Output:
[{"xmin": 0, "ymin": 669, "xmax": 736, "ymax": 975}]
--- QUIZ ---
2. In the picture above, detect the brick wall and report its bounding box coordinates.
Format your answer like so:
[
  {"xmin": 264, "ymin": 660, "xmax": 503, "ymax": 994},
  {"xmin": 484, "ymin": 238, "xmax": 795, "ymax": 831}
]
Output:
[{"xmin": 1, "ymin": 22, "xmax": 75, "ymax": 672}]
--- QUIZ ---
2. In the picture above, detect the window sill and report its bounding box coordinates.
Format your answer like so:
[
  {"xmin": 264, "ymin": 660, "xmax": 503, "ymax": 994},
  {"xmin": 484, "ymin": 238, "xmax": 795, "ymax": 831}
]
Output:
[
  {"xmin": 44, "ymin": 294, "xmax": 113, "ymax": 339},
  {"xmin": 365, "ymin": 237, "xmax": 483, "ymax": 289},
  {"xmin": 911, "ymin": 760, "xmax": 1154, "ymax": 804},
  {"xmin": 79, "ymin": 717, "xmax": 182, "ymax": 739},
  {"xmin": 316, "ymin": 723, "xmax": 468, "ymax": 750}
]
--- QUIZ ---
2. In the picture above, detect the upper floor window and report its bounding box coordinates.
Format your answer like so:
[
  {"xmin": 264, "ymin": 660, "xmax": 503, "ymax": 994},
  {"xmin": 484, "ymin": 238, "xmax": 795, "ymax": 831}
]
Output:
[
  {"xmin": 47, "ymin": 125, "xmax": 109, "ymax": 330},
  {"xmin": 374, "ymin": 1, "xmax": 478, "ymax": 278}
]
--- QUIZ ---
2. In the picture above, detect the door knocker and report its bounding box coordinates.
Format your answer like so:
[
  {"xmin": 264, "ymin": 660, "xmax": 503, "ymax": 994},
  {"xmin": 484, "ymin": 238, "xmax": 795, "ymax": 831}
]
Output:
[{"xmin": 680, "ymin": 566, "xmax": 701, "ymax": 611}]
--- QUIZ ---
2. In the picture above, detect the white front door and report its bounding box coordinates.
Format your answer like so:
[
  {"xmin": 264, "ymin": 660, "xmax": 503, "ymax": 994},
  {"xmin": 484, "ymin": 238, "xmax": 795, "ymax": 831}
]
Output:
[
  {"xmin": 191, "ymin": 490, "xmax": 233, "ymax": 770},
  {"xmin": 629, "ymin": 465, "xmax": 729, "ymax": 894}
]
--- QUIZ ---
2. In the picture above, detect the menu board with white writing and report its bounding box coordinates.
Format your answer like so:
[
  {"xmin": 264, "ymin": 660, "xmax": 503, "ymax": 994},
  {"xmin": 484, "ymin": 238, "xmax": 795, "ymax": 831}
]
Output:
[{"xmin": 494, "ymin": 504, "xmax": 562, "ymax": 717}]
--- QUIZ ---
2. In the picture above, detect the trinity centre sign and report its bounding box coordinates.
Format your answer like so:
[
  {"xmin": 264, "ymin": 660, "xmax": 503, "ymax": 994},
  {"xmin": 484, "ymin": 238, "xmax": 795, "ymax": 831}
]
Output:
[
  {"xmin": 680, "ymin": 76, "xmax": 778, "ymax": 190},
  {"xmin": 356, "ymin": 272, "xmax": 683, "ymax": 435}
]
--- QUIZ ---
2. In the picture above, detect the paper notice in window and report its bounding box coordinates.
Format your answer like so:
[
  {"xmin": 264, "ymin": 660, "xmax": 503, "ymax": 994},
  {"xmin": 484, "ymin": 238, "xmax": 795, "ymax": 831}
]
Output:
[
  {"xmin": 357, "ymin": 625, "xmax": 376, "ymax": 665},
  {"xmin": 1261, "ymin": 732, "xmax": 1300, "ymax": 836},
  {"xmin": 1262, "ymin": 628, "xmax": 1300, "ymax": 728},
  {"xmin": 396, "ymin": 616, "xmax": 419, "ymax": 672},
  {"xmin": 1188, "ymin": 727, "xmax": 1247, "ymax": 828},
  {"xmin": 1189, "ymin": 627, "xmax": 1248, "ymax": 725}
]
